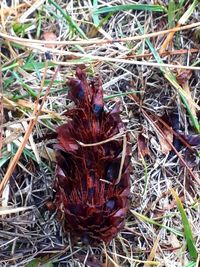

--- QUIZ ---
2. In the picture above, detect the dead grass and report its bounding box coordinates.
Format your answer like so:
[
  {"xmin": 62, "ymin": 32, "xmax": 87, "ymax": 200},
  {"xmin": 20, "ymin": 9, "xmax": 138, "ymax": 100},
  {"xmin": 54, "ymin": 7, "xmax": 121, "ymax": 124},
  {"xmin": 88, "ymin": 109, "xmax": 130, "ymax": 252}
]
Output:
[{"xmin": 0, "ymin": 0, "xmax": 200, "ymax": 266}]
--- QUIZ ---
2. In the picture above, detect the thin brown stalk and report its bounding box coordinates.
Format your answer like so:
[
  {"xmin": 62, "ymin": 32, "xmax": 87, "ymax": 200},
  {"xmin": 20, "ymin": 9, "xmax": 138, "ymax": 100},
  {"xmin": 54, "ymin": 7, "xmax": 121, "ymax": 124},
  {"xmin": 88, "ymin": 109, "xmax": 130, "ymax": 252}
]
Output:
[
  {"xmin": 0, "ymin": 21, "xmax": 199, "ymax": 46},
  {"xmin": 124, "ymin": 48, "xmax": 199, "ymax": 59}
]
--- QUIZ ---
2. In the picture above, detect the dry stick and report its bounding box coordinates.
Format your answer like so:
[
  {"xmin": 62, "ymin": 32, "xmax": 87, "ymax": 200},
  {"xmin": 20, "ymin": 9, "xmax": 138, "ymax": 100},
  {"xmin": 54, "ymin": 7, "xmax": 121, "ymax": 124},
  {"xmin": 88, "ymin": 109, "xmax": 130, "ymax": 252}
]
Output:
[
  {"xmin": 0, "ymin": 65, "xmax": 59, "ymax": 196},
  {"xmin": 0, "ymin": 21, "xmax": 200, "ymax": 46}
]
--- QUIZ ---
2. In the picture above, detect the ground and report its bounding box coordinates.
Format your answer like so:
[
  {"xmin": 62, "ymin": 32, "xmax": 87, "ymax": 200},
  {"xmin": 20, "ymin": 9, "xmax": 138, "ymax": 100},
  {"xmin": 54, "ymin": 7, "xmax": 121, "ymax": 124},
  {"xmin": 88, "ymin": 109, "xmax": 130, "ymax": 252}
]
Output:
[{"xmin": 0, "ymin": 0, "xmax": 200, "ymax": 266}]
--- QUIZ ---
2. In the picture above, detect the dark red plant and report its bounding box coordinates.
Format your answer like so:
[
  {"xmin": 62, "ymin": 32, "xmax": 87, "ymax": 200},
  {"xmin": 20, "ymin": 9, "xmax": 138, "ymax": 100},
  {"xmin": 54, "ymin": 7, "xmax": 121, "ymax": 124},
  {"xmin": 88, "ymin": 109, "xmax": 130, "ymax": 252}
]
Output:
[{"xmin": 52, "ymin": 68, "xmax": 131, "ymax": 244}]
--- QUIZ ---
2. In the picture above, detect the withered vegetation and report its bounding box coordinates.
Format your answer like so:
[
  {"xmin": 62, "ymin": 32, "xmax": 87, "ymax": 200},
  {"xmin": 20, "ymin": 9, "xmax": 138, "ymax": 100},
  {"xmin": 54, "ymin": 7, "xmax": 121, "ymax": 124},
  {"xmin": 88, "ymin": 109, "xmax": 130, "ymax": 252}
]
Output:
[{"xmin": 0, "ymin": 0, "xmax": 200, "ymax": 266}]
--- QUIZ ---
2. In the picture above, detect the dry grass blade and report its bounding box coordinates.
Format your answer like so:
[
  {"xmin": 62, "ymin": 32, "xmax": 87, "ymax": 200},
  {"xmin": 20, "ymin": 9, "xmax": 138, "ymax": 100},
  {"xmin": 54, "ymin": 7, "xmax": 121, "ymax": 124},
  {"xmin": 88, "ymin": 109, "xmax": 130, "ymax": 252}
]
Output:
[
  {"xmin": 52, "ymin": 56, "xmax": 200, "ymax": 70},
  {"xmin": 19, "ymin": 0, "xmax": 46, "ymax": 23},
  {"xmin": 77, "ymin": 132, "xmax": 125, "ymax": 147},
  {"xmin": 0, "ymin": 206, "xmax": 33, "ymax": 215},
  {"xmin": 0, "ymin": 64, "xmax": 59, "ymax": 196},
  {"xmin": 116, "ymin": 134, "xmax": 127, "ymax": 184},
  {"xmin": 1, "ymin": 96, "xmax": 62, "ymax": 119},
  {"xmin": 124, "ymin": 48, "xmax": 200, "ymax": 59},
  {"xmin": 144, "ymin": 234, "xmax": 160, "ymax": 267},
  {"xmin": 107, "ymin": 250, "xmax": 160, "ymax": 265},
  {"xmin": 0, "ymin": 21, "xmax": 199, "ymax": 45}
]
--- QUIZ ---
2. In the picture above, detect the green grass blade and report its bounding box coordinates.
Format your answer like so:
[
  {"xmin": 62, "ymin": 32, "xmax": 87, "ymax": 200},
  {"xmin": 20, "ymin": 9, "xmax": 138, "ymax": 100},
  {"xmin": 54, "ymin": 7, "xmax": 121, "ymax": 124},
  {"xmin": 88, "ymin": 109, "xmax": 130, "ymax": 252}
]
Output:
[
  {"xmin": 131, "ymin": 210, "xmax": 183, "ymax": 237},
  {"xmin": 44, "ymin": 4, "xmax": 63, "ymax": 21},
  {"xmin": 2, "ymin": 62, "xmax": 19, "ymax": 72},
  {"xmin": 98, "ymin": 13, "xmax": 114, "ymax": 29},
  {"xmin": 191, "ymin": 58, "xmax": 200, "ymax": 67},
  {"xmin": 13, "ymin": 22, "xmax": 33, "ymax": 36},
  {"xmin": 3, "ymin": 76, "xmax": 15, "ymax": 88},
  {"xmin": 179, "ymin": 0, "xmax": 186, "ymax": 8},
  {"xmin": 32, "ymin": 61, "xmax": 42, "ymax": 80},
  {"xmin": 36, "ymin": 9, "xmax": 42, "ymax": 39},
  {"xmin": 183, "ymin": 262, "xmax": 197, "ymax": 267},
  {"xmin": 94, "ymin": 4, "xmax": 165, "ymax": 15},
  {"xmin": 12, "ymin": 71, "xmax": 38, "ymax": 98},
  {"xmin": 48, "ymin": 0, "xmax": 87, "ymax": 39},
  {"xmin": 23, "ymin": 61, "xmax": 55, "ymax": 71},
  {"xmin": 168, "ymin": 0, "xmax": 176, "ymax": 28},
  {"xmin": 171, "ymin": 188, "xmax": 198, "ymax": 260},
  {"xmin": 0, "ymin": 153, "xmax": 12, "ymax": 167},
  {"xmin": 92, "ymin": 0, "xmax": 100, "ymax": 26},
  {"xmin": 179, "ymin": 94, "xmax": 200, "ymax": 133},
  {"xmin": 26, "ymin": 259, "xmax": 53, "ymax": 267}
]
